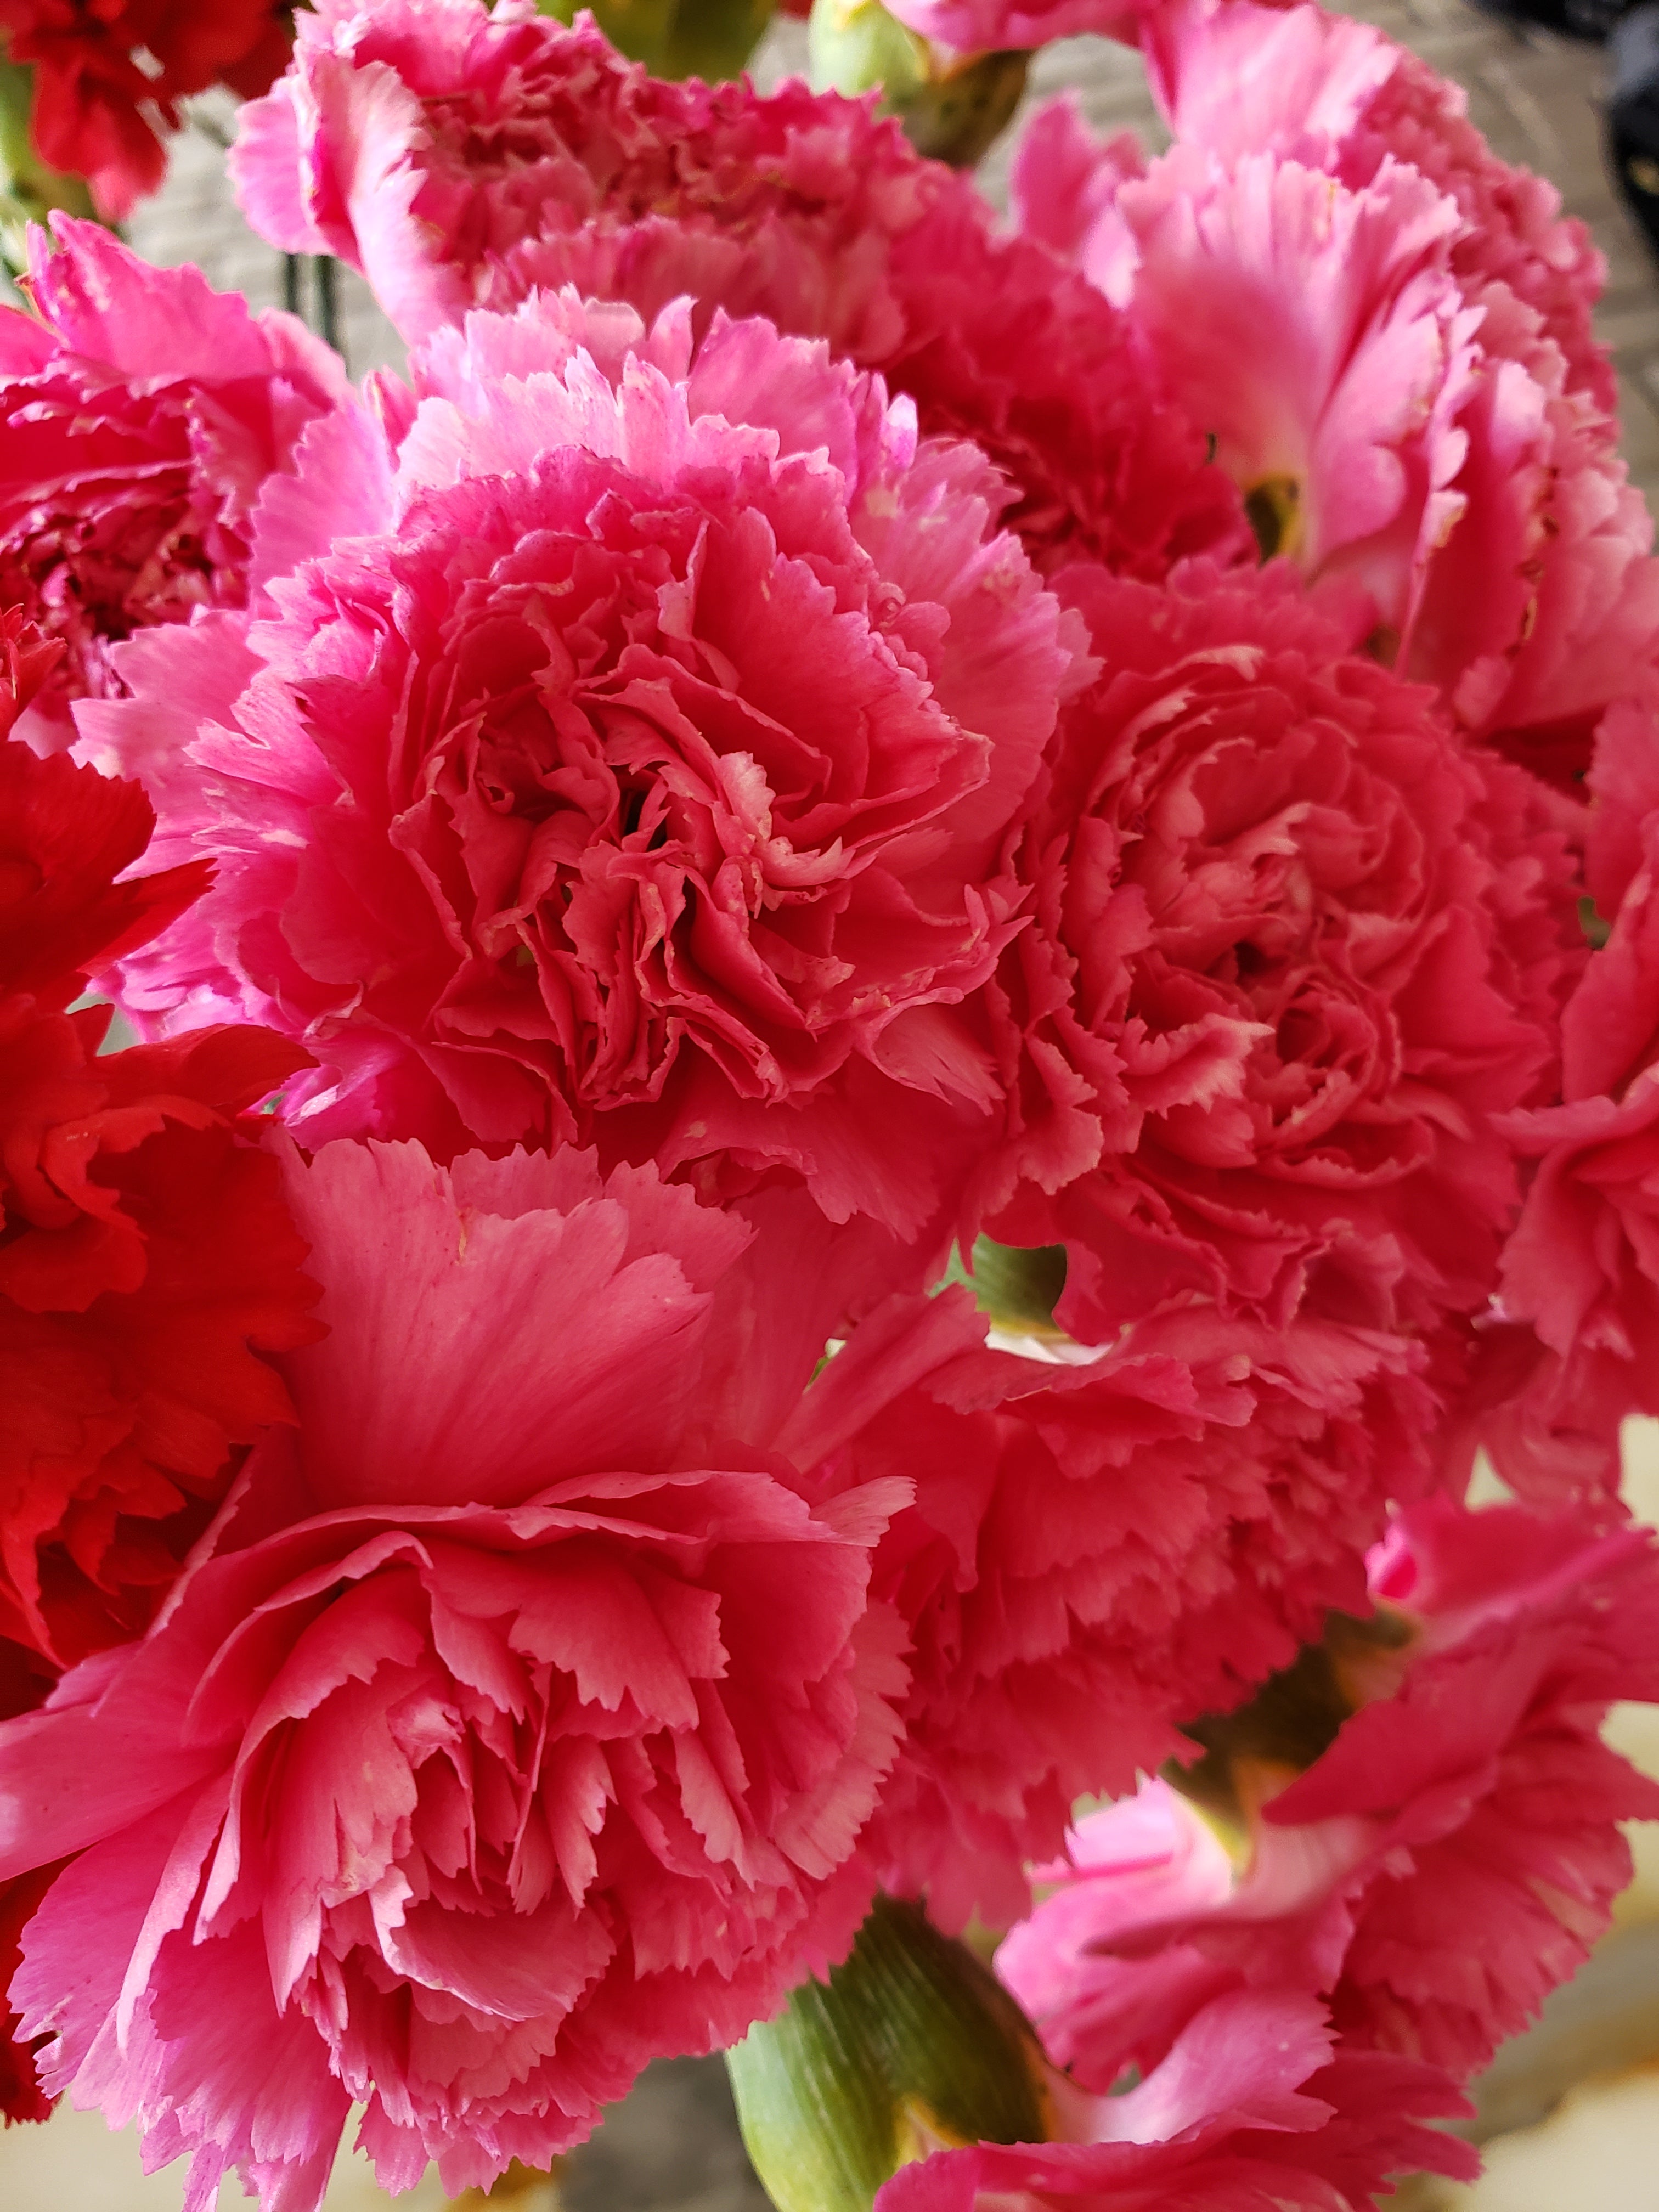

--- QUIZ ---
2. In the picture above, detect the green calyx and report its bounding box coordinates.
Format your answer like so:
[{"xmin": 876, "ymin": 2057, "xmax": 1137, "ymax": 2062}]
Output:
[
  {"xmin": 535, "ymin": 0, "xmax": 777, "ymax": 81},
  {"xmin": 941, "ymin": 1235, "xmax": 1068, "ymax": 1335},
  {"xmin": 726, "ymin": 1895, "xmax": 1056, "ymax": 2212},
  {"xmin": 808, "ymin": 0, "xmax": 1029, "ymax": 168}
]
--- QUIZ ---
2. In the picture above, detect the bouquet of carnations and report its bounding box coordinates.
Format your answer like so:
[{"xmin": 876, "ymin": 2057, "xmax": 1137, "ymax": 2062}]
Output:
[{"xmin": 3, "ymin": 1, "xmax": 1659, "ymax": 2205}]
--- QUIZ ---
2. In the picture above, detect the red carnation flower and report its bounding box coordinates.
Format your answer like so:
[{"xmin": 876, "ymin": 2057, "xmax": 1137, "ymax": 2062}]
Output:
[
  {"xmin": 0, "ymin": 0, "xmax": 294, "ymax": 217},
  {"xmin": 0, "ymin": 730, "xmax": 323, "ymax": 1678},
  {"xmin": 0, "ymin": 1863, "xmax": 62, "ymax": 2124},
  {"xmin": 0, "ymin": 718, "xmax": 323, "ymax": 2125}
]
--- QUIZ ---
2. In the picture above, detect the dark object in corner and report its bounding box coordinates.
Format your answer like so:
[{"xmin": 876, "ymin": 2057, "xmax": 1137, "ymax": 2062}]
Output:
[
  {"xmin": 1610, "ymin": 6, "xmax": 1659, "ymax": 261},
  {"xmin": 1470, "ymin": 0, "xmax": 1628, "ymax": 40}
]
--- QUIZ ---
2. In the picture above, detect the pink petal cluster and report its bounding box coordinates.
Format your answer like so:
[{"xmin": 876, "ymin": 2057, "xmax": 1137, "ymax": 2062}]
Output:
[
  {"xmin": 876, "ymin": 1986, "xmax": 1470, "ymax": 2212},
  {"xmin": 0, "ymin": 1136, "xmax": 910, "ymax": 2204},
  {"xmin": 969, "ymin": 561, "xmax": 1582, "ymax": 1424},
  {"xmin": 1463, "ymin": 703, "xmax": 1659, "ymax": 1502},
  {"xmin": 998, "ymin": 1498, "xmax": 1659, "ymax": 2087},
  {"xmin": 781, "ymin": 1282, "xmax": 1434, "ymax": 1927},
  {"xmin": 0, "ymin": 218, "xmax": 348, "ymax": 752},
  {"xmin": 229, "ymin": 0, "xmax": 1249, "ymax": 579},
  {"xmin": 1139, "ymin": 0, "xmax": 1610, "ymax": 411},
  {"xmin": 1014, "ymin": 0, "xmax": 1658, "ymax": 778},
  {"xmin": 84, "ymin": 289, "xmax": 1077, "ymax": 1250}
]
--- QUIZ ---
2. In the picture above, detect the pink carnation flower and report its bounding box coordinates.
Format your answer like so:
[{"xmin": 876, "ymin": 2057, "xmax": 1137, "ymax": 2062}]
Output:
[
  {"xmin": 229, "ymin": 0, "xmax": 1248, "ymax": 579},
  {"xmin": 875, "ymin": 1984, "xmax": 1470, "ymax": 2212},
  {"xmin": 998, "ymin": 1497, "xmax": 1659, "ymax": 2087},
  {"xmin": 1015, "ymin": 1, "xmax": 1657, "ymax": 777},
  {"xmin": 782, "ymin": 1280, "xmax": 1435, "ymax": 1927},
  {"xmin": 969, "ymin": 562, "xmax": 1583, "ymax": 1386},
  {"xmin": 84, "ymin": 291, "xmax": 1080, "ymax": 1249},
  {"xmin": 1142, "ymin": 0, "xmax": 1610, "ymax": 413},
  {"xmin": 1464, "ymin": 706, "xmax": 1659, "ymax": 1502},
  {"xmin": 1103, "ymin": 140, "xmax": 1482, "ymax": 654},
  {"xmin": 1012, "ymin": 98, "xmax": 1147, "ymax": 308},
  {"xmin": 0, "ymin": 217, "xmax": 347, "ymax": 751},
  {"xmin": 0, "ymin": 1136, "xmax": 909, "ymax": 2205}
]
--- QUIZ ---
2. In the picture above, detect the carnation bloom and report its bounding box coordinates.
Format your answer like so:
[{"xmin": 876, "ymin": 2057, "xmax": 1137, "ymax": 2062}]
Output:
[
  {"xmin": 1015, "ymin": 0, "xmax": 1657, "ymax": 776},
  {"xmin": 997, "ymin": 1497, "xmax": 1659, "ymax": 2087},
  {"xmin": 781, "ymin": 1277, "xmax": 1434, "ymax": 1928},
  {"xmin": 0, "ymin": 732, "xmax": 322, "ymax": 1679},
  {"xmin": 229, "ymin": 0, "xmax": 1247, "ymax": 578},
  {"xmin": 0, "ymin": 216, "xmax": 347, "ymax": 750},
  {"xmin": 0, "ymin": 1135, "xmax": 909, "ymax": 2204},
  {"xmin": 1139, "ymin": 0, "xmax": 1610, "ymax": 413},
  {"xmin": 1104, "ymin": 140, "xmax": 1481, "ymax": 647},
  {"xmin": 1011, "ymin": 98, "xmax": 1148, "ymax": 309},
  {"xmin": 0, "ymin": 724, "xmax": 321, "ymax": 2131},
  {"xmin": 970, "ymin": 561, "xmax": 1582, "ymax": 1380},
  {"xmin": 0, "ymin": 0, "xmax": 293, "ymax": 217},
  {"xmin": 86, "ymin": 289, "xmax": 1077, "ymax": 1252},
  {"xmin": 1464, "ymin": 705, "xmax": 1659, "ymax": 1503},
  {"xmin": 873, "ymin": 1983, "xmax": 1470, "ymax": 2212}
]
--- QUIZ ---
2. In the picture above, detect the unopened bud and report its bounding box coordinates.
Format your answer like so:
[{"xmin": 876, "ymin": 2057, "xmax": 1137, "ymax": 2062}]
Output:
[
  {"xmin": 808, "ymin": 0, "xmax": 1029, "ymax": 168},
  {"xmin": 537, "ymin": 0, "xmax": 777, "ymax": 81},
  {"xmin": 727, "ymin": 1895, "xmax": 1068, "ymax": 2212}
]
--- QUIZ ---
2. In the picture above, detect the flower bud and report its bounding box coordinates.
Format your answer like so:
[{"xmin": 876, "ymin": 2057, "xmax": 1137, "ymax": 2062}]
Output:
[
  {"xmin": 727, "ymin": 1896, "xmax": 1068, "ymax": 2212},
  {"xmin": 535, "ymin": 0, "xmax": 777, "ymax": 81},
  {"xmin": 807, "ymin": 0, "xmax": 1029, "ymax": 168}
]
